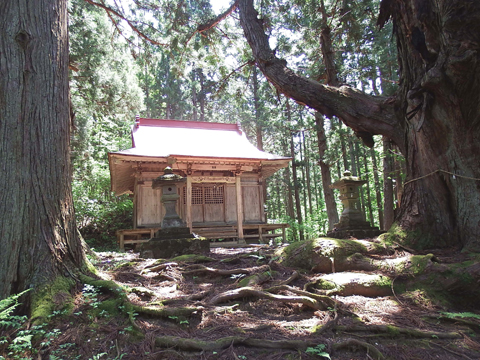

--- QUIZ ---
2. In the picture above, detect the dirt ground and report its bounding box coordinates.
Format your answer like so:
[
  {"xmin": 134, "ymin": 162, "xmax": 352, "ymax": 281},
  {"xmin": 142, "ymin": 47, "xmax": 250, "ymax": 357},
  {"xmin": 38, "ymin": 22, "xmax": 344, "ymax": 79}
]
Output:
[{"xmin": 19, "ymin": 242, "xmax": 480, "ymax": 360}]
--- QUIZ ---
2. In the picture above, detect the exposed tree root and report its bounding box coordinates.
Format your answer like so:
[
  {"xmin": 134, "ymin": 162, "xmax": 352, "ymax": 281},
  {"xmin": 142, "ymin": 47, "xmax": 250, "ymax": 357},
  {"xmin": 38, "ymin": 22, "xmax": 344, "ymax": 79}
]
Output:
[
  {"xmin": 424, "ymin": 315, "xmax": 480, "ymax": 332},
  {"xmin": 183, "ymin": 264, "xmax": 270, "ymax": 276},
  {"xmin": 152, "ymin": 273, "xmax": 176, "ymax": 282},
  {"xmin": 337, "ymin": 324, "xmax": 462, "ymax": 339},
  {"xmin": 145, "ymin": 262, "xmax": 178, "ymax": 272},
  {"xmin": 209, "ymin": 286, "xmax": 329, "ymax": 310},
  {"xmin": 154, "ymin": 335, "xmax": 386, "ymax": 359},
  {"xmin": 154, "ymin": 335, "xmax": 318, "ymax": 351},
  {"xmin": 276, "ymin": 270, "xmax": 300, "ymax": 286},
  {"xmin": 162, "ymin": 289, "xmax": 213, "ymax": 305},
  {"xmin": 133, "ymin": 305, "xmax": 203, "ymax": 319},
  {"xmin": 266, "ymin": 284, "xmax": 337, "ymax": 309},
  {"xmin": 332, "ymin": 339, "xmax": 385, "ymax": 360}
]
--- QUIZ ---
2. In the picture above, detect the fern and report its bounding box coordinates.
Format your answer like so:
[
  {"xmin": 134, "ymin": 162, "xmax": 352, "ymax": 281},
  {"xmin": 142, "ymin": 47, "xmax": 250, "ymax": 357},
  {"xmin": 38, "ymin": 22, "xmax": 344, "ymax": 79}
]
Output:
[
  {"xmin": 440, "ymin": 311, "xmax": 480, "ymax": 320},
  {"xmin": 0, "ymin": 290, "xmax": 30, "ymax": 330}
]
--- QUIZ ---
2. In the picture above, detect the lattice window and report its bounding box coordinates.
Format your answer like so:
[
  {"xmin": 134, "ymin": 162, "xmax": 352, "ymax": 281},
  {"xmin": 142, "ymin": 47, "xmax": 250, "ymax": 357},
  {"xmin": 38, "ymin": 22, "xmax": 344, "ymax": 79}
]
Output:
[
  {"xmin": 183, "ymin": 185, "xmax": 224, "ymax": 205},
  {"xmin": 192, "ymin": 186, "xmax": 203, "ymax": 205},
  {"xmin": 204, "ymin": 185, "xmax": 224, "ymax": 204}
]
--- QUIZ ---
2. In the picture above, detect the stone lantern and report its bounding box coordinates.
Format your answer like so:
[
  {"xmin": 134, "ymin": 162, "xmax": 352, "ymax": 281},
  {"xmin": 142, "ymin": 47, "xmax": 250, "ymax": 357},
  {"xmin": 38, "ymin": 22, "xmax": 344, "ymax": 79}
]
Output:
[
  {"xmin": 152, "ymin": 166, "xmax": 186, "ymax": 229},
  {"xmin": 327, "ymin": 170, "xmax": 383, "ymax": 239},
  {"xmin": 138, "ymin": 167, "xmax": 209, "ymax": 258}
]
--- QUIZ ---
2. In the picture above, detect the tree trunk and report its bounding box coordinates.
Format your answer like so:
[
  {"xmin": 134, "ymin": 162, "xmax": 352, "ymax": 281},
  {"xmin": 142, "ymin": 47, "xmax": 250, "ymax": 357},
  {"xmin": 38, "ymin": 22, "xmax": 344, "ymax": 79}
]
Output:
[
  {"xmin": 290, "ymin": 132, "xmax": 304, "ymax": 241},
  {"xmin": 315, "ymin": 113, "xmax": 339, "ymax": 230},
  {"xmin": 198, "ymin": 68, "xmax": 206, "ymax": 122},
  {"xmin": 238, "ymin": 0, "xmax": 480, "ymax": 250},
  {"xmin": 252, "ymin": 66, "xmax": 263, "ymax": 151},
  {"xmin": 383, "ymin": 138, "xmax": 395, "ymax": 230},
  {"xmin": 370, "ymin": 148, "xmax": 384, "ymax": 230},
  {"xmin": 303, "ymin": 132, "xmax": 314, "ymax": 217},
  {"xmin": 191, "ymin": 69, "xmax": 198, "ymax": 121},
  {"xmin": 0, "ymin": 0, "xmax": 86, "ymax": 301}
]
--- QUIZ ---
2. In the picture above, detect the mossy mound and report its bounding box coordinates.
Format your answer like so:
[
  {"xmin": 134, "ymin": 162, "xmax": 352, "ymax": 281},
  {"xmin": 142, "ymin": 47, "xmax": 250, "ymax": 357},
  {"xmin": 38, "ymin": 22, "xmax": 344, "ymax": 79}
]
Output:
[{"xmin": 276, "ymin": 238, "xmax": 387, "ymax": 271}]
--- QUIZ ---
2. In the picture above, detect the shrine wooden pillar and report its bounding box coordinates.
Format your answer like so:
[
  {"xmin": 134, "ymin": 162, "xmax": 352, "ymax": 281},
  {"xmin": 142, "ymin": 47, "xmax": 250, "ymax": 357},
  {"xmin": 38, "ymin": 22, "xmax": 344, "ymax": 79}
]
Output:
[
  {"xmin": 235, "ymin": 174, "xmax": 245, "ymax": 242},
  {"xmin": 186, "ymin": 175, "xmax": 193, "ymax": 231}
]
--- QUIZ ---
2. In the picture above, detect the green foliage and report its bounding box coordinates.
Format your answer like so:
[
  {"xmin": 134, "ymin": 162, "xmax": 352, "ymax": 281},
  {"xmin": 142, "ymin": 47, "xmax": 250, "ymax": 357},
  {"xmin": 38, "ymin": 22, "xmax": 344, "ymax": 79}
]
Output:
[
  {"xmin": 69, "ymin": 0, "xmax": 142, "ymax": 250},
  {"xmin": 305, "ymin": 343, "xmax": 331, "ymax": 359},
  {"xmin": 0, "ymin": 290, "xmax": 29, "ymax": 331},
  {"xmin": 440, "ymin": 312, "xmax": 480, "ymax": 320},
  {"xmin": 0, "ymin": 291, "xmax": 69, "ymax": 360}
]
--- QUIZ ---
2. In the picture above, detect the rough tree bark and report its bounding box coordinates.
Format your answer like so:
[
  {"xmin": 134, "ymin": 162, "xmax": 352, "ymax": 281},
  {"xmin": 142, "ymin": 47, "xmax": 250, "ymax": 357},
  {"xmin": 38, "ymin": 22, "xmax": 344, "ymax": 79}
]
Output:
[
  {"xmin": 0, "ymin": 0, "xmax": 86, "ymax": 301},
  {"xmin": 237, "ymin": 0, "xmax": 480, "ymax": 250}
]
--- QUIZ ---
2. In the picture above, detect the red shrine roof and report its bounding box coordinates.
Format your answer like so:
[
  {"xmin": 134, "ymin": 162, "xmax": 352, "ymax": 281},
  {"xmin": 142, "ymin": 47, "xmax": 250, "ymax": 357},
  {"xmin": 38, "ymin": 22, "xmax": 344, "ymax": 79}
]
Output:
[
  {"xmin": 108, "ymin": 118, "xmax": 291, "ymax": 195},
  {"xmin": 114, "ymin": 118, "xmax": 288, "ymax": 160}
]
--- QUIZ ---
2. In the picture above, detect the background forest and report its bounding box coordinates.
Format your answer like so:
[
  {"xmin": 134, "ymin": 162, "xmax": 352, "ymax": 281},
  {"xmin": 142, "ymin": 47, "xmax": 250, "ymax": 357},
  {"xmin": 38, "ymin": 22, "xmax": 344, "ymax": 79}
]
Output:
[{"xmin": 70, "ymin": 0, "xmax": 400, "ymax": 249}]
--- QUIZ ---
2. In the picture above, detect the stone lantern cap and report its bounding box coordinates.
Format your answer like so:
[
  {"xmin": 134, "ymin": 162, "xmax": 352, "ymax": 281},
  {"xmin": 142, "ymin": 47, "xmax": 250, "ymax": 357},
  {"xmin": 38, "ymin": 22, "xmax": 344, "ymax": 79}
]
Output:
[
  {"xmin": 330, "ymin": 170, "xmax": 367, "ymax": 189},
  {"xmin": 152, "ymin": 167, "xmax": 186, "ymax": 189}
]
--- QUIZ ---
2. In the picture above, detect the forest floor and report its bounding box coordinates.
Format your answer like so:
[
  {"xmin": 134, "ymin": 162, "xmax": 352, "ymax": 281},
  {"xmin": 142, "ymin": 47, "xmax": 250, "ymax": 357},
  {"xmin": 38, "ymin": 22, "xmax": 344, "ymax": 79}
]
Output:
[{"xmin": 21, "ymin": 239, "xmax": 480, "ymax": 360}]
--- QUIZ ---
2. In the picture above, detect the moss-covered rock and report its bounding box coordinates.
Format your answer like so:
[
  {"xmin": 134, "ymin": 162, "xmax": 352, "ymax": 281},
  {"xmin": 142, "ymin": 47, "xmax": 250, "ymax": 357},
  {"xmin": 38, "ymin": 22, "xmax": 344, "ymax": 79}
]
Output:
[
  {"xmin": 276, "ymin": 238, "xmax": 386, "ymax": 271},
  {"xmin": 314, "ymin": 272, "xmax": 393, "ymax": 297},
  {"xmin": 138, "ymin": 237, "xmax": 210, "ymax": 259}
]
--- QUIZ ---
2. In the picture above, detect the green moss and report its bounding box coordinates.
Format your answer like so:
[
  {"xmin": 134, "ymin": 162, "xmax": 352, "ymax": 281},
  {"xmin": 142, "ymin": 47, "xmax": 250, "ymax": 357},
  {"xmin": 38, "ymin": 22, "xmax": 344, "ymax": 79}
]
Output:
[
  {"xmin": 31, "ymin": 276, "xmax": 76, "ymax": 322},
  {"xmin": 78, "ymin": 274, "xmax": 128, "ymax": 301},
  {"xmin": 372, "ymin": 275, "xmax": 392, "ymax": 288},
  {"xmin": 278, "ymin": 238, "xmax": 375, "ymax": 270},
  {"xmin": 379, "ymin": 223, "xmax": 442, "ymax": 250},
  {"xmin": 114, "ymin": 261, "xmax": 136, "ymax": 270},
  {"xmin": 237, "ymin": 271, "xmax": 275, "ymax": 287},
  {"xmin": 171, "ymin": 254, "xmax": 215, "ymax": 263},
  {"xmin": 313, "ymin": 279, "xmax": 337, "ymax": 291},
  {"xmin": 82, "ymin": 257, "xmax": 98, "ymax": 275},
  {"xmin": 386, "ymin": 325, "xmax": 400, "ymax": 336}
]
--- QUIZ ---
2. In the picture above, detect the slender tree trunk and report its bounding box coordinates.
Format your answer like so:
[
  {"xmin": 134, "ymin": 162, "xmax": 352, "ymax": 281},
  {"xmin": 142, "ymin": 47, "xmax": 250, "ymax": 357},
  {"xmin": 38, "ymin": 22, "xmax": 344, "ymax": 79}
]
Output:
[
  {"xmin": 349, "ymin": 138, "xmax": 357, "ymax": 176},
  {"xmin": 299, "ymin": 131, "xmax": 308, "ymax": 218},
  {"xmin": 0, "ymin": 0, "xmax": 86, "ymax": 302},
  {"xmin": 290, "ymin": 132, "xmax": 304, "ymax": 241},
  {"xmin": 198, "ymin": 68, "xmax": 206, "ymax": 122},
  {"xmin": 340, "ymin": 126, "xmax": 349, "ymax": 172},
  {"xmin": 394, "ymin": 148, "xmax": 404, "ymax": 207},
  {"xmin": 370, "ymin": 148, "xmax": 384, "ymax": 230},
  {"xmin": 281, "ymin": 138, "xmax": 296, "ymax": 240},
  {"xmin": 303, "ymin": 132, "xmax": 314, "ymax": 217},
  {"xmin": 315, "ymin": 113, "xmax": 339, "ymax": 230},
  {"xmin": 362, "ymin": 148, "xmax": 375, "ymax": 226},
  {"xmin": 191, "ymin": 69, "xmax": 198, "ymax": 121},
  {"xmin": 383, "ymin": 138, "xmax": 395, "ymax": 230},
  {"xmin": 144, "ymin": 62, "xmax": 150, "ymax": 117},
  {"xmin": 252, "ymin": 66, "xmax": 263, "ymax": 151}
]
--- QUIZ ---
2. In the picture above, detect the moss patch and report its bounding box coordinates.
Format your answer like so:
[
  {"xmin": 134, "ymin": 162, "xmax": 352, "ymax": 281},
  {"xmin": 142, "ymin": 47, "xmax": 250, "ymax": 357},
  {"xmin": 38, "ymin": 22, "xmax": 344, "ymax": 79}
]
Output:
[
  {"xmin": 379, "ymin": 223, "xmax": 442, "ymax": 250},
  {"xmin": 277, "ymin": 238, "xmax": 383, "ymax": 270},
  {"xmin": 31, "ymin": 276, "xmax": 76, "ymax": 322}
]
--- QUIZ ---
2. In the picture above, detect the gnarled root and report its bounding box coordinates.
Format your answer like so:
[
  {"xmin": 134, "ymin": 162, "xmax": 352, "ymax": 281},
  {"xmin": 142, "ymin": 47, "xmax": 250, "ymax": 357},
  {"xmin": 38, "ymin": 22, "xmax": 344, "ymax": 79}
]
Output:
[
  {"xmin": 333, "ymin": 339, "xmax": 385, "ymax": 360},
  {"xmin": 183, "ymin": 264, "xmax": 270, "ymax": 276},
  {"xmin": 154, "ymin": 335, "xmax": 318, "ymax": 351},
  {"xmin": 266, "ymin": 284, "xmax": 337, "ymax": 309},
  {"xmin": 337, "ymin": 324, "xmax": 462, "ymax": 339},
  {"xmin": 209, "ymin": 286, "xmax": 330, "ymax": 310}
]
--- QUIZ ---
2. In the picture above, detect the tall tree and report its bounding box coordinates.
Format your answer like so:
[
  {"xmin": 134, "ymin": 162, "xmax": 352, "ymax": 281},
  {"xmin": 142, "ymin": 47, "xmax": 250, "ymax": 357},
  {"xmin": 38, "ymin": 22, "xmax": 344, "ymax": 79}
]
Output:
[
  {"xmin": 0, "ymin": 0, "xmax": 86, "ymax": 301},
  {"xmin": 234, "ymin": 0, "xmax": 480, "ymax": 250}
]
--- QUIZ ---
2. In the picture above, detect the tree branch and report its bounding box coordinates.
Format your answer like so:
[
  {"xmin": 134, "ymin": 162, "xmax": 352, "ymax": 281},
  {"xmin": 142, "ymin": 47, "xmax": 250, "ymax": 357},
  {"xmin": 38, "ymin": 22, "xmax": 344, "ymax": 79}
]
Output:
[
  {"xmin": 84, "ymin": 0, "xmax": 168, "ymax": 47},
  {"xmin": 237, "ymin": 0, "xmax": 403, "ymax": 149},
  {"xmin": 197, "ymin": 0, "xmax": 240, "ymax": 33}
]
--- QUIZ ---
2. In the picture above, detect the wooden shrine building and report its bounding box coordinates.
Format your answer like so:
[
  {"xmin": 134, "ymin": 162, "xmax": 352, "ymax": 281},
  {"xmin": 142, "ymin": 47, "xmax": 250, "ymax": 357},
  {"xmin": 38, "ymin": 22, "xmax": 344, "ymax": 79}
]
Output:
[{"xmin": 109, "ymin": 118, "xmax": 291, "ymax": 249}]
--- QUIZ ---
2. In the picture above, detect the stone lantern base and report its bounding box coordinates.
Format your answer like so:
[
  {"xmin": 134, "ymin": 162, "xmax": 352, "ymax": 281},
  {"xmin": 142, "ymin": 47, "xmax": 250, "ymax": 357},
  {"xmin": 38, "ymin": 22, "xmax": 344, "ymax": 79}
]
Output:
[
  {"xmin": 327, "ymin": 227, "xmax": 384, "ymax": 240},
  {"xmin": 138, "ymin": 227, "xmax": 210, "ymax": 259}
]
